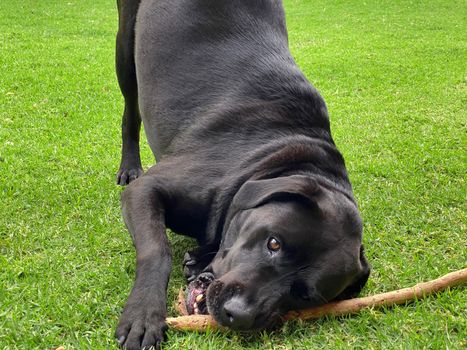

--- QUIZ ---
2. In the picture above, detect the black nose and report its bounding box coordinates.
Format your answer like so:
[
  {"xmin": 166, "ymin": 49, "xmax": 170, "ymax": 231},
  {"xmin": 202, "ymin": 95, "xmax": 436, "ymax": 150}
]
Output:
[{"xmin": 220, "ymin": 297, "xmax": 254, "ymax": 330}]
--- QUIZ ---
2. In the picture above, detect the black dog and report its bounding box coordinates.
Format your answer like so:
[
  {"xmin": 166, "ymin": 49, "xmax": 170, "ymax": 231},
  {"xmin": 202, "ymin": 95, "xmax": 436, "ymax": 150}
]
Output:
[{"xmin": 115, "ymin": 1, "xmax": 370, "ymax": 349}]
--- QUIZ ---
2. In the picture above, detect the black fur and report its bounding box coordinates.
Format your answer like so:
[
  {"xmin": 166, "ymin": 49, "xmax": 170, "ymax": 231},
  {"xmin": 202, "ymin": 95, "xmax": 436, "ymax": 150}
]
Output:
[{"xmin": 114, "ymin": 1, "xmax": 370, "ymax": 349}]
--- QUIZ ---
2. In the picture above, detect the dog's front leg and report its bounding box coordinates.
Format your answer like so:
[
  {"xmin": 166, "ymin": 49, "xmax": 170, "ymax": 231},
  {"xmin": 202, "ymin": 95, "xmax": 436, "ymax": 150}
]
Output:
[{"xmin": 116, "ymin": 175, "xmax": 171, "ymax": 350}]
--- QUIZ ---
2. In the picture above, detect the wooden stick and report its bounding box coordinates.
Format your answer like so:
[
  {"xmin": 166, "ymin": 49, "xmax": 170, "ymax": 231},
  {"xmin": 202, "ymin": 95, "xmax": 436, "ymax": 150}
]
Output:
[
  {"xmin": 282, "ymin": 268, "xmax": 467, "ymax": 321},
  {"xmin": 166, "ymin": 268, "xmax": 467, "ymax": 332},
  {"xmin": 176, "ymin": 288, "xmax": 189, "ymax": 317}
]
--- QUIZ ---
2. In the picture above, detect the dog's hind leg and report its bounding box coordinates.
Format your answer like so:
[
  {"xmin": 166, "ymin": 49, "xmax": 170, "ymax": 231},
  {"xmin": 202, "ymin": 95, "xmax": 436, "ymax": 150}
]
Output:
[{"xmin": 115, "ymin": 0, "xmax": 143, "ymax": 185}]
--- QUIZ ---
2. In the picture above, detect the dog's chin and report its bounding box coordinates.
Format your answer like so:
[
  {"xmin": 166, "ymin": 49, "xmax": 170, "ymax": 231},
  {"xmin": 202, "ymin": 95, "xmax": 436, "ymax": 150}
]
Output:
[
  {"xmin": 205, "ymin": 280, "xmax": 282, "ymax": 330},
  {"xmin": 209, "ymin": 305, "xmax": 281, "ymax": 331}
]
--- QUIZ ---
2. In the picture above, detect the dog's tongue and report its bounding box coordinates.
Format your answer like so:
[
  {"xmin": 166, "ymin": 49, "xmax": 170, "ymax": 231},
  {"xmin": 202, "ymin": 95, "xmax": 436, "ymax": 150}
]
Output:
[{"xmin": 185, "ymin": 272, "xmax": 214, "ymax": 315}]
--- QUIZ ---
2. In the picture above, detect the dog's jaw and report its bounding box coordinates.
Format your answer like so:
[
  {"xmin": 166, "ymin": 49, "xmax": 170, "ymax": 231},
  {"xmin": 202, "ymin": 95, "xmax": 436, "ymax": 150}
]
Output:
[{"xmin": 185, "ymin": 272, "xmax": 214, "ymax": 315}]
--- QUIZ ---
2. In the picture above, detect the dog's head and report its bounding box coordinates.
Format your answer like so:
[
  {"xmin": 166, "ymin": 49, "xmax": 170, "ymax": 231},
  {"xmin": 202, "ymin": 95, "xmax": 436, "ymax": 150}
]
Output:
[{"xmin": 188, "ymin": 175, "xmax": 370, "ymax": 330}]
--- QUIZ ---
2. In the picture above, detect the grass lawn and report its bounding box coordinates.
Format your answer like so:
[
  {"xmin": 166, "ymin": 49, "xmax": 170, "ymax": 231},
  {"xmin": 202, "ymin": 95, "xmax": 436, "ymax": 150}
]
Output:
[{"xmin": 0, "ymin": 0, "xmax": 465, "ymax": 349}]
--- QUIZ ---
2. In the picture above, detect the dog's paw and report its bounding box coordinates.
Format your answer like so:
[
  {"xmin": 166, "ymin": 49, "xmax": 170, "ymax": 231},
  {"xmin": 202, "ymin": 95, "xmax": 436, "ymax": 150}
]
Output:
[
  {"xmin": 183, "ymin": 246, "xmax": 216, "ymax": 282},
  {"xmin": 116, "ymin": 166, "xmax": 143, "ymax": 186},
  {"xmin": 183, "ymin": 251, "xmax": 203, "ymax": 282},
  {"xmin": 115, "ymin": 307, "xmax": 167, "ymax": 350}
]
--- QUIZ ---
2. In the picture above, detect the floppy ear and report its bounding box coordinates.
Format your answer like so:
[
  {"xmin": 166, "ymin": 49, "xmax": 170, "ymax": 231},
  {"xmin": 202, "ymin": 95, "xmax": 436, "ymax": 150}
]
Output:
[{"xmin": 231, "ymin": 175, "xmax": 321, "ymax": 211}]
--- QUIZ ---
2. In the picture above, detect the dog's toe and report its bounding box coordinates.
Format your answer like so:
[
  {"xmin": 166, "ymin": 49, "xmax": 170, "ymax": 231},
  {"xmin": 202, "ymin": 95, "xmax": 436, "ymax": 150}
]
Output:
[
  {"xmin": 183, "ymin": 251, "xmax": 197, "ymax": 266},
  {"xmin": 116, "ymin": 309, "xmax": 166, "ymax": 350},
  {"xmin": 117, "ymin": 167, "xmax": 143, "ymax": 186},
  {"xmin": 183, "ymin": 251, "xmax": 201, "ymax": 281}
]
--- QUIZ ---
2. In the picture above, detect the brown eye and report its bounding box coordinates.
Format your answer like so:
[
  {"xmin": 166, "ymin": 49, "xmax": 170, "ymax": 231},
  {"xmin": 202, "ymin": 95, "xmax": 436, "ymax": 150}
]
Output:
[{"xmin": 267, "ymin": 237, "xmax": 281, "ymax": 252}]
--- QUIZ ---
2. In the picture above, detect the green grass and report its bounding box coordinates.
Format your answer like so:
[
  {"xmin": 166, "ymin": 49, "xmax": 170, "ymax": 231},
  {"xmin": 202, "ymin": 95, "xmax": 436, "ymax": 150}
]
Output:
[{"xmin": 0, "ymin": 0, "xmax": 465, "ymax": 349}]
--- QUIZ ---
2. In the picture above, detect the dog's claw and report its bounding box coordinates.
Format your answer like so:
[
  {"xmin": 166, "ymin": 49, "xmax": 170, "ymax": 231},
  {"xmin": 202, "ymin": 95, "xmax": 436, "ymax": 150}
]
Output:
[
  {"xmin": 116, "ymin": 166, "xmax": 143, "ymax": 186},
  {"xmin": 184, "ymin": 259, "xmax": 197, "ymax": 266},
  {"xmin": 116, "ymin": 313, "xmax": 166, "ymax": 350},
  {"xmin": 183, "ymin": 251, "xmax": 203, "ymax": 282},
  {"xmin": 117, "ymin": 336, "xmax": 126, "ymax": 345},
  {"xmin": 183, "ymin": 252, "xmax": 197, "ymax": 265},
  {"xmin": 187, "ymin": 275, "xmax": 196, "ymax": 282}
]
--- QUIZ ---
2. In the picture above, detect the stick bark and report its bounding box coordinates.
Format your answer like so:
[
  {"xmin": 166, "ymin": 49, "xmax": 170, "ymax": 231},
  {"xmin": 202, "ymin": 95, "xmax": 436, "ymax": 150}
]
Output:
[{"xmin": 166, "ymin": 268, "xmax": 467, "ymax": 332}]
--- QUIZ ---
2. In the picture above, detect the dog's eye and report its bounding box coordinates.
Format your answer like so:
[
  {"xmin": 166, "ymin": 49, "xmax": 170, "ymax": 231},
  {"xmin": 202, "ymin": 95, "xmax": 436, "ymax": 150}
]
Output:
[{"xmin": 267, "ymin": 237, "xmax": 281, "ymax": 252}]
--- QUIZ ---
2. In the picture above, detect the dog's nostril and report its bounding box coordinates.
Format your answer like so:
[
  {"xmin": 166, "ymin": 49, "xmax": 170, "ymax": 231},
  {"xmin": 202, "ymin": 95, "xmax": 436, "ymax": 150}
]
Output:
[{"xmin": 221, "ymin": 297, "xmax": 254, "ymax": 330}]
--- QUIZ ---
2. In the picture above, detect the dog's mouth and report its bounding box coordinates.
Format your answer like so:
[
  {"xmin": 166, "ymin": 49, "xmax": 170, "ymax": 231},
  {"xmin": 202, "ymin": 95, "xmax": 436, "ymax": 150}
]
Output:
[
  {"xmin": 185, "ymin": 274, "xmax": 283, "ymax": 330},
  {"xmin": 185, "ymin": 272, "xmax": 214, "ymax": 315}
]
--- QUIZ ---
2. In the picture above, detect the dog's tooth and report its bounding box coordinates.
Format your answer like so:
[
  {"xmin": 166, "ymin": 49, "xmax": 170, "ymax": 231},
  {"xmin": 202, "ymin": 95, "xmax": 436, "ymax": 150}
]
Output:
[
  {"xmin": 195, "ymin": 294, "xmax": 204, "ymax": 303},
  {"xmin": 194, "ymin": 307, "xmax": 199, "ymax": 314},
  {"xmin": 193, "ymin": 302, "xmax": 198, "ymax": 309}
]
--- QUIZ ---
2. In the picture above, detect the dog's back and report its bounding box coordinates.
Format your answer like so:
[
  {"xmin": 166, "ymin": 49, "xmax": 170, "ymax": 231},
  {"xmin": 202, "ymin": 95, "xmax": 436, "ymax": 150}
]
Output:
[{"xmin": 135, "ymin": 0, "xmax": 328, "ymax": 159}]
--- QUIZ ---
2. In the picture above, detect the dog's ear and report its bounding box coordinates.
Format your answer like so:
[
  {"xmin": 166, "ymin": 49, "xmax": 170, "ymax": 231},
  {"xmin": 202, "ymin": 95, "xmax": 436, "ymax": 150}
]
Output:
[{"xmin": 232, "ymin": 175, "xmax": 321, "ymax": 211}]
